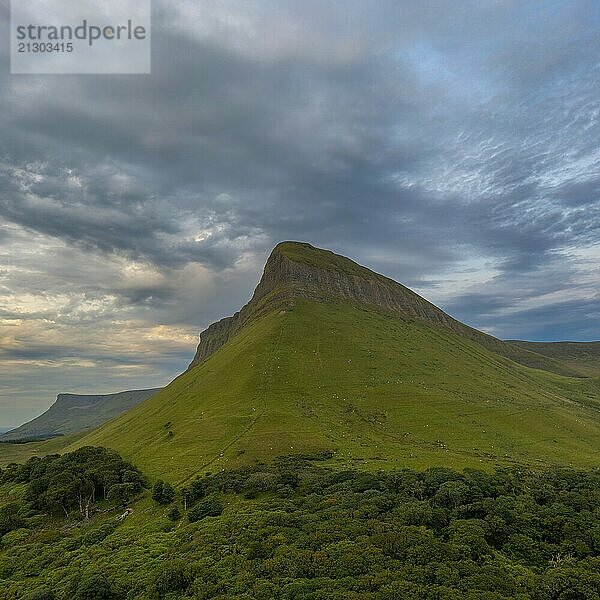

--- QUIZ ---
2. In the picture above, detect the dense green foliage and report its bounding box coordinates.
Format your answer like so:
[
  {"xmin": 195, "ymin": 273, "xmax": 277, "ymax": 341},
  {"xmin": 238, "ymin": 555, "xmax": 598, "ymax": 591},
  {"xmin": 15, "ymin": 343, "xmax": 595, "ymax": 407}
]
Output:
[
  {"xmin": 152, "ymin": 480, "xmax": 175, "ymax": 505},
  {"xmin": 1, "ymin": 450, "xmax": 599, "ymax": 599},
  {"xmin": 187, "ymin": 494, "xmax": 223, "ymax": 523},
  {"xmin": 0, "ymin": 447, "xmax": 144, "ymax": 519}
]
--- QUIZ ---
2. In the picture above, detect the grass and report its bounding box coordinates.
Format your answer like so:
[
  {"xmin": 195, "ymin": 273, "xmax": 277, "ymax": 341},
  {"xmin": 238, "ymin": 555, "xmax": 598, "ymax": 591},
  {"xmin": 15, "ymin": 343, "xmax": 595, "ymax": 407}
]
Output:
[
  {"xmin": 0, "ymin": 432, "xmax": 87, "ymax": 468},
  {"xmin": 4, "ymin": 243, "xmax": 598, "ymax": 482},
  {"xmin": 65, "ymin": 299, "xmax": 600, "ymax": 483},
  {"xmin": 275, "ymin": 241, "xmax": 383, "ymax": 280},
  {"xmin": 510, "ymin": 340, "xmax": 600, "ymax": 377},
  {"xmin": 267, "ymin": 243, "xmax": 586, "ymax": 379}
]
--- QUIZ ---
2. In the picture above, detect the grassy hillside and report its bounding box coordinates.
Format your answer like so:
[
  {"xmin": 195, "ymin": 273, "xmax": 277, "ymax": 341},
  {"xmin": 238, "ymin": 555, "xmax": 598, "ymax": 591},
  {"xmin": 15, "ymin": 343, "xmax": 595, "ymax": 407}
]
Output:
[
  {"xmin": 0, "ymin": 432, "xmax": 87, "ymax": 468},
  {"xmin": 510, "ymin": 340, "xmax": 600, "ymax": 377},
  {"xmin": 6, "ymin": 243, "xmax": 597, "ymax": 482},
  {"xmin": 190, "ymin": 242, "xmax": 584, "ymax": 378},
  {"xmin": 70, "ymin": 299, "xmax": 600, "ymax": 483},
  {"xmin": 0, "ymin": 388, "xmax": 161, "ymax": 442}
]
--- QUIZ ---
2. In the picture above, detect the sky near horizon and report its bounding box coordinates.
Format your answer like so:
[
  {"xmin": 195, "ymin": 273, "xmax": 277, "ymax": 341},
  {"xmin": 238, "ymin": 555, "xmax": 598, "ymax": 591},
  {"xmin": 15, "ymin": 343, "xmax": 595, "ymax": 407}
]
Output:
[{"xmin": 1, "ymin": 1, "xmax": 599, "ymax": 426}]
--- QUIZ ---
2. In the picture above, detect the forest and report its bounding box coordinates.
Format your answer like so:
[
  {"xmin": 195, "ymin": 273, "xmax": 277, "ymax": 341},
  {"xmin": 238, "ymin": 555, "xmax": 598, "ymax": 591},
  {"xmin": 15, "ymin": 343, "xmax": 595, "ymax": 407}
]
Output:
[{"xmin": 0, "ymin": 448, "xmax": 599, "ymax": 599}]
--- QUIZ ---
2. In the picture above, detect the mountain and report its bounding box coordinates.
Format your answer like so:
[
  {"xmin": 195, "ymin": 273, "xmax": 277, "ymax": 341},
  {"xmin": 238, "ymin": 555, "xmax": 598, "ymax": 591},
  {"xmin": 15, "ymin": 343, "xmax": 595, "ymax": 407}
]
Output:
[
  {"xmin": 188, "ymin": 243, "xmax": 582, "ymax": 377},
  {"xmin": 0, "ymin": 388, "xmax": 161, "ymax": 442},
  {"xmin": 69, "ymin": 242, "xmax": 599, "ymax": 482}
]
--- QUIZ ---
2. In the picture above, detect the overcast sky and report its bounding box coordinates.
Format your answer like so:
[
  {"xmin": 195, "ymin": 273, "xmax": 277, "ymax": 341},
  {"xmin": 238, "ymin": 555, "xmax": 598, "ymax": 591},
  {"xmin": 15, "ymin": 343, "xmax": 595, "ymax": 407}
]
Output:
[{"xmin": 1, "ymin": 1, "xmax": 599, "ymax": 427}]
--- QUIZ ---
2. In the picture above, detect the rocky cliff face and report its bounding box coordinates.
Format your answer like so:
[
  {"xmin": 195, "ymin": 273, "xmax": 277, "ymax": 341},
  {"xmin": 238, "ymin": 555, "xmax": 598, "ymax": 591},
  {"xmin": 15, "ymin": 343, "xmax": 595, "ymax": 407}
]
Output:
[{"xmin": 188, "ymin": 242, "xmax": 580, "ymax": 376}]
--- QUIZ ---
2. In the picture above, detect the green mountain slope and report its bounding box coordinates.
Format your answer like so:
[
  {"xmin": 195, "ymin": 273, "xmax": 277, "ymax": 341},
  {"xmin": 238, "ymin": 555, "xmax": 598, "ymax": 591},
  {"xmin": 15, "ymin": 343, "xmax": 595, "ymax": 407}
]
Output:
[
  {"xmin": 510, "ymin": 340, "xmax": 600, "ymax": 377},
  {"xmin": 70, "ymin": 243, "xmax": 600, "ymax": 482},
  {"xmin": 0, "ymin": 389, "xmax": 161, "ymax": 442},
  {"xmin": 189, "ymin": 243, "xmax": 582, "ymax": 377}
]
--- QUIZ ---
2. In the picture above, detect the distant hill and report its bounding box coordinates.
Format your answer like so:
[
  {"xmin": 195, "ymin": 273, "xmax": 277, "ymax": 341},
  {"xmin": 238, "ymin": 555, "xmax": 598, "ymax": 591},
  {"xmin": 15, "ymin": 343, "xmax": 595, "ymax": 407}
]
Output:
[
  {"xmin": 0, "ymin": 389, "xmax": 161, "ymax": 442},
  {"xmin": 70, "ymin": 242, "xmax": 600, "ymax": 482},
  {"xmin": 509, "ymin": 340, "xmax": 600, "ymax": 377}
]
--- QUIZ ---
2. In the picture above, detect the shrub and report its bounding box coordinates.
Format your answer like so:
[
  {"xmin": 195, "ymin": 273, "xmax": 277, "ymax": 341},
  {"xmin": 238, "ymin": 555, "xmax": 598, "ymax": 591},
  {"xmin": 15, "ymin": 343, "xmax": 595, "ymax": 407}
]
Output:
[
  {"xmin": 81, "ymin": 523, "xmax": 115, "ymax": 546},
  {"xmin": 150, "ymin": 559, "xmax": 193, "ymax": 596},
  {"xmin": 75, "ymin": 571, "xmax": 114, "ymax": 600},
  {"xmin": 23, "ymin": 588, "xmax": 55, "ymax": 600},
  {"xmin": 188, "ymin": 494, "xmax": 223, "ymax": 522},
  {"xmin": 168, "ymin": 506, "xmax": 181, "ymax": 521},
  {"xmin": 0, "ymin": 503, "xmax": 25, "ymax": 536},
  {"xmin": 243, "ymin": 472, "xmax": 279, "ymax": 498}
]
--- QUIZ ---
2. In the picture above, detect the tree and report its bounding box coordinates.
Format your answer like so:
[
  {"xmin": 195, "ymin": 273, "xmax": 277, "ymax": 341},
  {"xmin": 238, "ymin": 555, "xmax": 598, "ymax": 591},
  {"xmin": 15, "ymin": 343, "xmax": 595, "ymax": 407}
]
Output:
[
  {"xmin": 16, "ymin": 447, "xmax": 144, "ymax": 519},
  {"xmin": 448, "ymin": 519, "xmax": 491, "ymax": 560},
  {"xmin": 434, "ymin": 480, "xmax": 471, "ymax": 509},
  {"xmin": 152, "ymin": 480, "xmax": 164, "ymax": 502},
  {"xmin": 181, "ymin": 487, "xmax": 192, "ymax": 511},
  {"xmin": 106, "ymin": 483, "xmax": 136, "ymax": 506},
  {"xmin": 75, "ymin": 477, "xmax": 96, "ymax": 520},
  {"xmin": 188, "ymin": 494, "xmax": 223, "ymax": 522},
  {"xmin": 160, "ymin": 482, "xmax": 175, "ymax": 504},
  {"xmin": 152, "ymin": 480, "xmax": 175, "ymax": 505}
]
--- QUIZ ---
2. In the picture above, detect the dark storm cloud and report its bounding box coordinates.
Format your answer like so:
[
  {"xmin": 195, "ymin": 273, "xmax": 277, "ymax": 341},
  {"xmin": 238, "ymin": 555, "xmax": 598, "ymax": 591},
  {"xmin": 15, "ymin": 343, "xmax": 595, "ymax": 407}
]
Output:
[
  {"xmin": 2, "ymin": 5, "xmax": 597, "ymax": 272},
  {"xmin": 1, "ymin": 1, "xmax": 599, "ymax": 425}
]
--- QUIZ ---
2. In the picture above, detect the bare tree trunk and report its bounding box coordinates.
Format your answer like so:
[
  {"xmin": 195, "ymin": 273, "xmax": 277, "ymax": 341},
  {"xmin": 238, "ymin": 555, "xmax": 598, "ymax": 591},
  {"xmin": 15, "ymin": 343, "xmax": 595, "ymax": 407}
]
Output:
[{"xmin": 85, "ymin": 496, "xmax": 93, "ymax": 521}]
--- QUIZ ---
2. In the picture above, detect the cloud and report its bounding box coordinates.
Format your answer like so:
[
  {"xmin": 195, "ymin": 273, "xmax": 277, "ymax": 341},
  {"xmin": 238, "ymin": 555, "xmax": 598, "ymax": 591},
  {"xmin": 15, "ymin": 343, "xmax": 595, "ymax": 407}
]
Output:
[{"xmin": 0, "ymin": 1, "xmax": 599, "ymax": 425}]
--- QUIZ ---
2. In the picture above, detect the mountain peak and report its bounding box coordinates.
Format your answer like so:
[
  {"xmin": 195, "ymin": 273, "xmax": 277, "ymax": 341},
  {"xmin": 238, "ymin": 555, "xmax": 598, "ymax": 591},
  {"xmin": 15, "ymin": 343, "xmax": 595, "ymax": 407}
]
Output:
[
  {"xmin": 188, "ymin": 242, "xmax": 581, "ymax": 376},
  {"xmin": 188, "ymin": 241, "xmax": 443, "ymax": 368},
  {"xmin": 189, "ymin": 241, "xmax": 386, "ymax": 368},
  {"xmin": 271, "ymin": 240, "xmax": 359, "ymax": 266},
  {"xmin": 252, "ymin": 241, "xmax": 385, "ymax": 304},
  {"xmin": 266, "ymin": 241, "xmax": 378, "ymax": 280}
]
